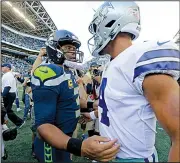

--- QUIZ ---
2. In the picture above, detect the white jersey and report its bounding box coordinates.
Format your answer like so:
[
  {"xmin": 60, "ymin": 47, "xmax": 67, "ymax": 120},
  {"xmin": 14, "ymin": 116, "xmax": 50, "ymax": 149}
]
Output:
[
  {"xmin": 98, "ymin": 40, "xmax": 179, "ymax": 159},
  {"xmin": 12, "ymin": 72, "xmax": 20, "ymax": 97},
  {"xmin": 2, "ymin": 71, "xmax": 17, "ymax": 93}
]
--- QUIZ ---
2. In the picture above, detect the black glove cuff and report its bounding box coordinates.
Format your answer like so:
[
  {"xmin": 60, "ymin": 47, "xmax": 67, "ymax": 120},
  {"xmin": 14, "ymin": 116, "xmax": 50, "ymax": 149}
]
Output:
[
  {"xmin": 87, "ymin": 101, "xmax": 93, "ymax": 109},
  {"xmin": 67, "ymin": 138, "xmax": 83, "ymax": 156},
  {"xmin": 80, "ymin": 108, "xmax": 93, "ymax": 112},
  {"xmin": 3, "ymin": 128, "xmax": 17, "ymax": 141}
]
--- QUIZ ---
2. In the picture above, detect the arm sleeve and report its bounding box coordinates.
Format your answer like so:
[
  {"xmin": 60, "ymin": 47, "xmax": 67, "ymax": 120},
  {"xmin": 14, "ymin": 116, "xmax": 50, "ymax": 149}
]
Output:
[
  {"xmin": 64, "ymin": 60, "xmax": 89, "ymax": 71},
  {"xmin": 2, "ymin": 86, "xmax": 11, "ymax": 97},
  {"xmin": 133, "ymin": 48, "xmax": 180, "ymax": 95},
  {"xmin": 17, "ymin": 77, "xmax": 25, "ymax": 83},
  {"xmin": 26, "ymin": 81, "xmax": 31, "ymax": 87},
  {"xmin": 86, "ymin": 83, "xmax": 93, "ymax": 95},
  {"xmin": 33, "ymin": 88, "xmax": 58, "ymax": 129}
]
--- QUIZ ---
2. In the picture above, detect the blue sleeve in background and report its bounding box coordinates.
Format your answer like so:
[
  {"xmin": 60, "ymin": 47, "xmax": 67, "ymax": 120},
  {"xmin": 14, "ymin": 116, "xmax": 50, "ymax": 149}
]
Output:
[{"xmin": 2, "ymin": 86, "xmax": 11, "ymax": 97}]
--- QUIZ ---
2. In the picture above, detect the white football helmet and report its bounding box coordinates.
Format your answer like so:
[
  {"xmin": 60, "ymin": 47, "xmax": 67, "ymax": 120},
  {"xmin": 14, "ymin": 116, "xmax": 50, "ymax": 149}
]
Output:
[{"xmin": 88, "ymin": 1, "xmax": 141, "ymax": 57}]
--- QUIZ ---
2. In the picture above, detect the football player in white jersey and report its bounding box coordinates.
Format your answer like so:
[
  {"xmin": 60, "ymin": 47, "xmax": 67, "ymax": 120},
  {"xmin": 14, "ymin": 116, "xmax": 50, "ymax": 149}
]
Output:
[{"xmin": 87, "ymin": 1, "xmax": 180, "ymax": 162}]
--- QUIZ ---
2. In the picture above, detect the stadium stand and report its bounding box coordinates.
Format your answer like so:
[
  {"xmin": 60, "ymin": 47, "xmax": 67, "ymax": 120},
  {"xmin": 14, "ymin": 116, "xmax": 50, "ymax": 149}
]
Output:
[
  {"xmin": 2, "ymin": 55, "xmax": 31, "ymax": 76},
  {"xmin": 1, "ymin": 1, "xmax": 57, "ymax": 75},
  {"xmin": 2, "ymin": 26, "xmax": 45, "ymax": 51},
  {"xmin": 2, "ymin": 1, "xmax": 57, "ymax": 38}
]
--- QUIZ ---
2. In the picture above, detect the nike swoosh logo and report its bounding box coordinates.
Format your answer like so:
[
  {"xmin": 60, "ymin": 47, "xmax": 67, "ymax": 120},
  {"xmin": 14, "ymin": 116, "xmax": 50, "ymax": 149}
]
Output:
[
  {"xmin": 157, "ymin": 40, "xmax": 170, "ymax": 46},
  {"xmin": 39, "ymin": 69, "xmax": 48, "ymax": 73}
]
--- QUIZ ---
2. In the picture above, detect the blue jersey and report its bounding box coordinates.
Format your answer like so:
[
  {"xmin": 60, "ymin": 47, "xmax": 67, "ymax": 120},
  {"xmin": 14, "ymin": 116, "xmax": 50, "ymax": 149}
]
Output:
[{"xmin": 31, "ymin": 63, "xmax": 80, "ymax": 134}]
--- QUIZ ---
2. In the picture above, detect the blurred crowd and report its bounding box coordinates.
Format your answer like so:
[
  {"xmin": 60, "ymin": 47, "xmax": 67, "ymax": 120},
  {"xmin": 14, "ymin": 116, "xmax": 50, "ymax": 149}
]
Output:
[
  {"xmin": 2, "ymin": 55, "xmax": 31, "ymax": 76},
  {"xmin": 1, "ymin": 27, "xmax": 45, "ymax": 51}
]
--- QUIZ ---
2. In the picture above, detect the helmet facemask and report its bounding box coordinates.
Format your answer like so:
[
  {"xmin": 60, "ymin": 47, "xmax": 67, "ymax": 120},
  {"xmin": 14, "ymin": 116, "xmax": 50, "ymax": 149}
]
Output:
[
  {"xmin": 88, "ymin": 11, "xmax": 111, "ymax": 57},
  {"xmin": 46, "ymin": 38, "xmax": 84, "ymax": 64}
]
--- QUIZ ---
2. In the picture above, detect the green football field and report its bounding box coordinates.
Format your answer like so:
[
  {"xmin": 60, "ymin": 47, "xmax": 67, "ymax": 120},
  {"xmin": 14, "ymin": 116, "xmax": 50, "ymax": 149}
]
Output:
[{"xmin": 2, "ymin": 85, "xmax": 171, "ymax": 162}]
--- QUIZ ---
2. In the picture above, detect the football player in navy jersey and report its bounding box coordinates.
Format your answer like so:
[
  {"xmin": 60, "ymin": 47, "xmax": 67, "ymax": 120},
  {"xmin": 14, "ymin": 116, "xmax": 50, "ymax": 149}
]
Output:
[{"xmin": 31, "ymin": 29, "xmax": 120, "ymax": 162}]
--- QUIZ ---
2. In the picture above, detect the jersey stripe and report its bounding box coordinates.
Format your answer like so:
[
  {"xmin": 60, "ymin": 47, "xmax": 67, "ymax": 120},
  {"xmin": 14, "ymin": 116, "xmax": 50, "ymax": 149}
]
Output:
[
  {"xmin": 136, "ymin": 57, "xmax": 179, "ymax": 68},
  {"xmin": 44, "ymin": 74, "xmax": 71, "ymax": 86},
  {"xmin": 31, "ymin": 75, "xmax": 40, "ymax": 86},
  {"xmin": 134, "ymin": 61, "xmax": 179, "ymax": 79},
  {"xmin": 137, "ymin": 49, "xmax": 180, "ymax": 63}
]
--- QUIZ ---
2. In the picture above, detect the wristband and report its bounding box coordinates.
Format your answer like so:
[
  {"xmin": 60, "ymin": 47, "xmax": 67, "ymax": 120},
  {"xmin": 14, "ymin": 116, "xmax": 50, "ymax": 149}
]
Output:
[
  {"xmin": 67, "ymin": 138, "xmax": 83, "ymax": 156},
  {"xmin": 80, "ymin": 108, "xmax": 93, "ymax": 113},
  {"xmin": 90, "ymin": 111, "xmax": 97, "ymax": 120},
  {"xmin": 87, "ymin": 101, "xmax": 93, "ymax": 109}
]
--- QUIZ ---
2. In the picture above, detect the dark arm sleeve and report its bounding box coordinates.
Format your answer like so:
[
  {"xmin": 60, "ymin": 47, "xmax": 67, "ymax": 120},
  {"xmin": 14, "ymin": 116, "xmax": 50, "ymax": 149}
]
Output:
[
  {"xmin": 86, "ymin": 83, "xmax": 93, "ymax": 95},
  {"xmin": 17, "ymin": 77, "xmax": 25, "ymax": 83},
  {"xmin": 26, "ymin": 81, "xmax": 31, "ymax": 87},
  {"xmin": 2, "ymin": 86, "xmax": 11, "ymax": 97}
]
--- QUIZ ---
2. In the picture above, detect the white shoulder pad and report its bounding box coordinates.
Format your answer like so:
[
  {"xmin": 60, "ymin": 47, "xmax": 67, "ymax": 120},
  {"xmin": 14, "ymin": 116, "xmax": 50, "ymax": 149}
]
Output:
[{"xmin": 133, "ymin": 40, "xmax": 180, "ymax": 94}]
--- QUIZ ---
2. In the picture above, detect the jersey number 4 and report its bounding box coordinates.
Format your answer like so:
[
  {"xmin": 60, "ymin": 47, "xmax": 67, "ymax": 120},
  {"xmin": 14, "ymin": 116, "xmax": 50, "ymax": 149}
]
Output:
[{"xmin": 99, "ymin": 78, "xmax": 110, "ymax": 127}]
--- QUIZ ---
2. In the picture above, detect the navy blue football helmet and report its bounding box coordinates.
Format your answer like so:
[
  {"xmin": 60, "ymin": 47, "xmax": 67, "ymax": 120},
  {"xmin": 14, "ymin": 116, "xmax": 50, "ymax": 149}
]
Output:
[{"xmin": 46, "ymin": 30, "xmax": 84, "ymax": 64}]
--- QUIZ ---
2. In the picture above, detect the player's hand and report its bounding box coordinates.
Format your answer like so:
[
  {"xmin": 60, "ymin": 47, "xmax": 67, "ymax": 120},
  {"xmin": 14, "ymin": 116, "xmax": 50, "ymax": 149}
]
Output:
[
  {"xmin": 3, "ymin": 120, "xmax": 8, "ymax": 125},
  {"xmin": 14, "ymin": 74, "xmax": 21, "ymax": 78},
  {"xmin": 78, "ymin": 116, "xmax": 88, "ymax": 124},
  {"xmin": 39, "ymin": 47, "xmax": 46, "ymax": 57},
  {"xmin": 22, "ymin": 83, "xmax": 27, "ymax": 87},
  {"xmin": 81, "ymin": 112, "xmax": 92, "ymax": 122},
  {"xmin": 93, "ymin": 100, "xmax": 99, "ymax": 110},
  {"xmin": 81, "ymin": 136, "xmax": 120, "ymax": 162},
  {"xmin": 76, "ymin": 77, "xmax": 84, "ymax": 85},
  {"xmin": 93, "ymin": 76, "xmax": 101, "ymax": 83}
]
